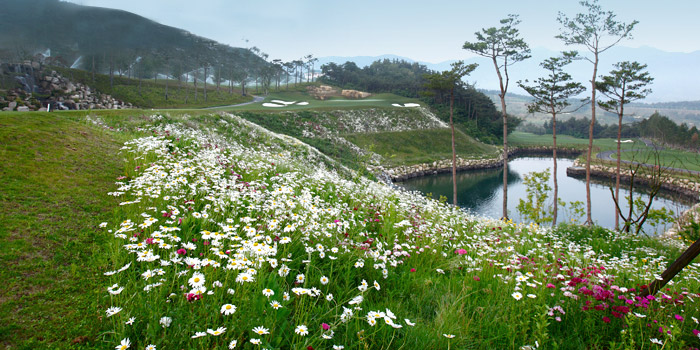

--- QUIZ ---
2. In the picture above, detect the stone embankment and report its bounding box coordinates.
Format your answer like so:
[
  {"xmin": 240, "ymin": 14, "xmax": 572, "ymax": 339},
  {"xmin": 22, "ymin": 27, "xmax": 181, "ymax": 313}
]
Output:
[
  {"xmin": 1, "ymin": 61, "xmax": 133, "ymax": 111},
  {"xmin": 566, "ymin": 159, "xmax": 700, "ymax": 201},
  {"xmin": 385, "ymin": 146, "xmax": 582, "ymax": 182},
  {"xmin": 663, "ymin": 202, "xmax": 700, "ymax": 238}
]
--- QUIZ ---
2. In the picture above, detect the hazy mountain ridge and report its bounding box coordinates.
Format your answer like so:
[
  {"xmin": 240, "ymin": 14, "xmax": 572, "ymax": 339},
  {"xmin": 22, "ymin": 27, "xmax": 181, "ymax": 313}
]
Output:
[
  {"xmin": 318, "ymin": 47, "xmax": 700, "ymax": 104},
  {"xmin": 0, "ymin": 0, "xmax": 263, "ymax": 72}
]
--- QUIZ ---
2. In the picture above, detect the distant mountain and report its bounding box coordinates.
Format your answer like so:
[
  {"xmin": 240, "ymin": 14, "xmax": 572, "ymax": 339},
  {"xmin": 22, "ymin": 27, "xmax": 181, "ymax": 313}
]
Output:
[
  {"xmin": 0, "ymin": 0, "xmax": 263, "ymax": 76},
  {"xmin": 317, "ymin": 46, "xmax": 700, "ymax": 103}
]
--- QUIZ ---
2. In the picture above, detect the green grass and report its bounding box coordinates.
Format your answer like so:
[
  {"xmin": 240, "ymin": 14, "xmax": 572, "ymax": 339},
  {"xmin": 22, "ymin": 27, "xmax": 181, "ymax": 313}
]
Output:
[
  {"xmin": 53, "ymin": 67, "xmax": 252, "ymax": 109},
  {"xmin": 0, "ymin": 113, "xmax": 129, "ymax": 349},
  {"xmin": 2, "ymin": 111, "xmax": 700, "ymax": 349},
  {"xmin": 618, "ymin": 149, "xmax": 700, "ymax": 172},
  {"xmin": 222, "ymin": 89, "xmax": 422, "ymax": 112},
  {"xmin": 345, "ymin": 129, "xmax": 499, "ymax": 166},
  {"xmin": 509, "ymin": 131, "xmax": 649, "ymax": 151},
  {"xmin": 510, "ymin": 131, "xmax": 700, "ymax": 174}
]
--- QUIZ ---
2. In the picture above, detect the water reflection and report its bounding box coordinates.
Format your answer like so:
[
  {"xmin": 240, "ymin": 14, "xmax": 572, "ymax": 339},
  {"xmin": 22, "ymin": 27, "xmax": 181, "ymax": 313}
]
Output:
[{"xmin": 398, "ymin": 157, "xmax": 693, "ymax": 234}]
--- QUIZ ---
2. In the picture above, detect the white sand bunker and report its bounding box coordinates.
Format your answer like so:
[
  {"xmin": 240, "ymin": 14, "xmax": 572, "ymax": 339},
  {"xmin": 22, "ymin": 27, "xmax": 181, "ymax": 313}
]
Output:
[
  {"xmin": 391, "ymin": 103, "xmax": 421, "ymax": 108},
  {"xmin": 263, "ymin": 100, "xmax": 309, "ymax": 108},
  {"xmin": 620, "ymin": 140, "xmax": 634, "ymax": 143}
]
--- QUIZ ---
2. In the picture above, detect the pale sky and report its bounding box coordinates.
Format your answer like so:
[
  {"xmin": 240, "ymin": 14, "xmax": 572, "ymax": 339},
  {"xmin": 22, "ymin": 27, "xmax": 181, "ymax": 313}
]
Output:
[{"xmin": 64, "ymin": 0, "xmax": 700, "ymax": 63}]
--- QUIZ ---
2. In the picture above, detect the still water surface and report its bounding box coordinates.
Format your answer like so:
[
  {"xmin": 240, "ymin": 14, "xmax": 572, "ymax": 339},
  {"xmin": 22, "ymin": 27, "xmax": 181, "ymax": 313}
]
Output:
[{"xmin": 398, "ymin": 157, "xmax": 692, "ymax": 234}]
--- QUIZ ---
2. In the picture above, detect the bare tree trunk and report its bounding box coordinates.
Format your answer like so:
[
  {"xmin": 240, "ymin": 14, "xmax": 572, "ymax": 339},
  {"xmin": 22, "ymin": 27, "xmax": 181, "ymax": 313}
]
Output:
[
  {"xmin": 204, "ymin": 66, "xmax": 208, "ymax": 102},
  {"xmin": 492, "ymin": 57, "xmax": 509, "ymax": 220},
  {"xmin": 194, "ymin": 72, "xmax": 198, "ymax": 103},
  {"xmin": 450, "ymin": 87, "xmax": 457, "ymax": 206},
  {"xmin": 109, "ymin": 54, "xmax": 114, "ymax": 91},
  {"xmin": 552, "ymin": 111, "xmax": 558, "ymax": 226},
  {"xmin": 615, "ymin": 112, "xmax": 622, "ymax": 230},
  {"xmin": 585, "ymin": 52, "xmax": 599, "ymax": 226},
  {"xmin": 642, "ymin": 239, "xmax": 700, "ymax": 297}
]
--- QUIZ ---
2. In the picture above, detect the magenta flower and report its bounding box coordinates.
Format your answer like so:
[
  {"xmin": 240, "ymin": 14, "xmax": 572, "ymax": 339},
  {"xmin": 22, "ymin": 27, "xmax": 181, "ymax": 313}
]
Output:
[
  {"xmin": 473, "ymin": 276, "xmax": 480, "ymax": 281},
  {"xmin": 675, "ymin": 314, "xmax": 684, "ymax": 321},
  {"xmin": 455, "ymin": 249, "xmax": 467, "ymax": 255},
  {"xmin": 177, "ymin": 248, "xmax": 187, "ymax": 255},
  {"xmin": 321, "ymin": 323, "xmax": 330, "ymax": 331},
  {"xmin": 410, "ymin": 268, "xmax": 416, "ymax": 272}
]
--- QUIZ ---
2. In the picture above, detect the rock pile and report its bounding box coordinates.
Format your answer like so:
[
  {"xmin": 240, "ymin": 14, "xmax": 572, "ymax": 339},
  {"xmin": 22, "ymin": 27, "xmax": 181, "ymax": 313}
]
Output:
[
  {"xmin": 1, "ymin": 61, "xmax": 133, "ymax": 111},
  {"xmin": 341, "ymin": 89, "xmax": 371, "ymax": 99},
  {"xmin": 567, "ymin": 159, "xmax": 700, "ymax": 200},
  {"xmin": 307, "ymin": 85, "xmax": 337, "ymax": 100}
]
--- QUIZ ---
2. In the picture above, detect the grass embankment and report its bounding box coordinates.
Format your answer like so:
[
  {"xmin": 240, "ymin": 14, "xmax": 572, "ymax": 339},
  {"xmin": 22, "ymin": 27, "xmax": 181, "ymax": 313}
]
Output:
[
  {"xmin": 223, "ymin": 90, "xmax": 421, "ymax": 112},
  {"xmin": 0, "ymin": 113, "xmax": 127, "ymax": 349},
  {"xmin": 346, "ymin": 129, "xmax": 499, "ymax": 166},
  {"xmin": 511, "ymin": 131, "xmax": 700, "ymax": 174},
  {"xmin": 619, "ymin": 149, "xmax": 700, "ymax": 172},
  {"xmin": 53, "ymin": 67, "xmax": 252, "ymax": 109},
  {"xmin": 510, "ymin": 131, "xmax": 648, "ymax": 151},
  {"xmin": 4, "ymin": 111, "xmax": 700, "ymax": 349}
]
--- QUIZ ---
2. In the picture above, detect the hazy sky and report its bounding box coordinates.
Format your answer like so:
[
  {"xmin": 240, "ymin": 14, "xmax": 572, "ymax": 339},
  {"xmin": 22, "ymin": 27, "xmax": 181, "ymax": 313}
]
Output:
[{"xmin": 64, "ymin": 0, "xmax": 700, "ymax": 62}]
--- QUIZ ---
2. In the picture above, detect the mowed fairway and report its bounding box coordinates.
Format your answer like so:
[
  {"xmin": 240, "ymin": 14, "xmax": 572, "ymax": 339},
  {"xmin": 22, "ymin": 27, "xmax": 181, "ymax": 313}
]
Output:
[{"xmin": 0, "ymin": 113, "xmax": 124, "ymax": 349}]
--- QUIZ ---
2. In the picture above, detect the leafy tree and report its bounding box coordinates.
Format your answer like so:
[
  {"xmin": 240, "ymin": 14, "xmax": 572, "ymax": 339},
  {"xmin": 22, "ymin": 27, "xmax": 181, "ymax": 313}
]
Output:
[
  {"xmin": 596, "ymin": 61, "xmax": 653, "ymax": 229},
  {"xmin": 518, "ymin": 51, "xmax": 586, "ymax": 225},
  {"xmin": 463, "ymin": 14, "xmax": 531, "ymax": 220},
  {"xmin": 557, "ymin": 0, "xmax": 637, "ymax": 225},
  {"xmin": 423, "ymin": 61, "xmax": 478, "ymax": 205},
  {"xmin": 517, "ymin": 169, "xmax": 554, "ymax": 225}
]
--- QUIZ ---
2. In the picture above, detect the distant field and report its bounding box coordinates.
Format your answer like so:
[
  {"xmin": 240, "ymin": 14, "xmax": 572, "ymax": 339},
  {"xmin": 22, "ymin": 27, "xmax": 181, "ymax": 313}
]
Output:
[
  {"xmin": 221, "ymin": 90, "xmax": 422, "ymax": 111},
  {"xmin": 509, "ymin": 131, "xmax": 648, "ymax": 152},
  {"xmin": 511, "ymin": 131, "xmax": 700, "ymax": 173},
  {"xmin": 618, "ymin": 149, "xmax": 700, "ymax": 172},
  {"xmin": 345, "ymin": 129, "xmax": 499, "ymax": 166},
  {"xmin": 54, "ymin": 67, "xmax": 253, "ymax": 109}
]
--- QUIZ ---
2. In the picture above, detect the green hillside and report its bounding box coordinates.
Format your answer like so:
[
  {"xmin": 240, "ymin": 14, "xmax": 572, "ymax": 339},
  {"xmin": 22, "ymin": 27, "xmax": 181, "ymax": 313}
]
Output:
[{"xmin": 2, "ymin": 110, "xmax": 699, "ymax": 349}]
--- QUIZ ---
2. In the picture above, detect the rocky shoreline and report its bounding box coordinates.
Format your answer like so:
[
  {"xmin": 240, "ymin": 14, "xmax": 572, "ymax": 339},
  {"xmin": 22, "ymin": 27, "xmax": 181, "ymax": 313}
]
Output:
[
  {"xmin": 384, "ymin": 146, "xmax": 583, "ymax": 182},
  {"xmin": 1, "ymin": 61, "xmax": 133, "ymax": 111},
  {"xmin": 382, "ymin": 146, "xmax": 700, "ymax": 203},
  {"xmin": 566, "ymin": 160, "xmax": 700, "ymax": 202}
]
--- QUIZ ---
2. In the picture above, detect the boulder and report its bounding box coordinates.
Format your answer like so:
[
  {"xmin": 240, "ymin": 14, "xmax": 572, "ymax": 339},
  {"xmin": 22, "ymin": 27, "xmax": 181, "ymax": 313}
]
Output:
[
  {"xmin": 8, "ymin": 101, "xmax": 17, "ymax": 110},
  {"xmin": 341, "ymin": 89, "xmax": 371, "ymax": 99},
  {"xmin": 16, "ymin": 106, "xmax": 29, "ymax": 112}
]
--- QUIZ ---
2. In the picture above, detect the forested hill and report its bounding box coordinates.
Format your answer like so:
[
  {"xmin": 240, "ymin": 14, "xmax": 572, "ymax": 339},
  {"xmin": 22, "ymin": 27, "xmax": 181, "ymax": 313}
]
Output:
[
  {"xmin": 0, "ymin": 0, "xmax": 265, "ymax": 77},
  {"xmin": 320, "ymin": 59, "xmax": 514, "ymax": 144}
]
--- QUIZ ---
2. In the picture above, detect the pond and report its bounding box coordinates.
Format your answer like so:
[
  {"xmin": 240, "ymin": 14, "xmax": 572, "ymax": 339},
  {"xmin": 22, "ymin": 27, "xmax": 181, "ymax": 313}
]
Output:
[{"xmin": 398, "ymin": 157, "xmax": 693, "ymax": 234}]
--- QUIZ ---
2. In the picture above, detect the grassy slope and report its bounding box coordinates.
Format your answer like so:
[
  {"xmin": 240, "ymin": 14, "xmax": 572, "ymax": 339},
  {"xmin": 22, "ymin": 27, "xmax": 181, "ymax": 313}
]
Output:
[
  {"xmin": 224, "ymin": 87, "xmax": 500, "ymax": 167},
  {"xmin": 345, "ymin": 129, "xmax": 499, "ymax": 166},
  {"xmin": 509, "ymin": 131, "xmax": 649, "ymax": 151},
  {"xmin": 618, "ymin": 149, "xmax": 700, "ymax": 172},
  {"xmin": 1, "ymin": 111, "xmax": 699, "ymax": 349},
  {"xmin": 0, "ymin": 113, "xmax": 126, "ymax": 349},
  {"xmin": 510, "ymin": 131, "xmax": 700, "ymax": 174},
  {"xmin": 53, "ymin": 67, "xmax": 252, "ymax": 109},
  {"xmin": 222, "ymin": 90, "xmax": 421, "ymax": 112}
]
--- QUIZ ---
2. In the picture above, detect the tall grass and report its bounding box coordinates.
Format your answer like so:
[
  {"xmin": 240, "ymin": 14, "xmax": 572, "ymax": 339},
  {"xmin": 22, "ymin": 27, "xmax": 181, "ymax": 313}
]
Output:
[{"xmin": 85, "ymin": 112, "xmax": 700, "ymax": 349}]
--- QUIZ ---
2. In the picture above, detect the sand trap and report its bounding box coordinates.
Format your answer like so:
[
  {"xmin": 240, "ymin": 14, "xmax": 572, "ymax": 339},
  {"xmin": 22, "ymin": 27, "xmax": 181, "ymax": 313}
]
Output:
[
  {"xmin": 262, "ymin": 100, "xmax": 310, "ymax": 108},
  {"xmin": 271, "ymin": 100, "xmax": 297, "ymax": 105},
  {"xmin": 331, "ymin": 99, "xmax": 385, "ymax": 102},
  {"xmin": 391, "ymin": 103, "xmax": 420, "ymax": 108},
  {"xmin": 620, "ymin": 140, "xmax": 634, "ymax": 143}
]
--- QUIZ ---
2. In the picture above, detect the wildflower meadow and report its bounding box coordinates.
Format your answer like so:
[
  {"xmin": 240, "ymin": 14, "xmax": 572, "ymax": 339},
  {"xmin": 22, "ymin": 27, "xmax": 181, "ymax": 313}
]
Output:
[{"xmin": 92, "ymin": 112, "xmax": 700, "ymax": 349}]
